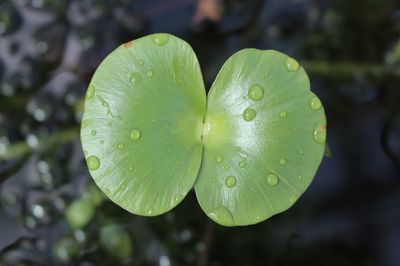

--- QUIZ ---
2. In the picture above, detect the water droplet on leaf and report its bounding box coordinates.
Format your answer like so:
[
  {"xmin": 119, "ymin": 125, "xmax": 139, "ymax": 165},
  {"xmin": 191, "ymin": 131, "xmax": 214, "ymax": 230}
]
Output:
[
  {"xmin": 279, "ymin": 158, "xmax": 287, "ymax": 165},
  {"xmin": 86, "ymin": 85, "xmax": 95, "ymax": 99},
  {"xmin": 313, "ymin": 123, "xmax": 326, "ymax": 144},
  {"xmin": 239, "ymin": 161, "xmax": 247, "ymax": 168},
  {"xmin": 146, "ymin": 70, "xmax": 153, "ymax": 77},
  {"xmin": 87, "ymin": 156, "xmax": 100, "ymax": 170},
  {"xmin": 248, "ymin": 85, "xmax": 264, "ymax": 101},
  {"xmin": 216, "ymin": 155, "xmax": 223, "ymax": 163},
  {"xmin": 152, "ymin": 33, "xmax": 169, "ymax": 46},
  {"xmin": 280, "ymin": 111, "xmax": 288, "ymax": 118},
  {"xmin": 310, "ymin": 96, "xmax": 322, "ymax": 110},
  {"xmin": 138, "ymin": 59, "xmax": 144, "ymax": 66},
  {"xmin": 243, "ymin": 107, "xmax": 256, "ymax": 121},
  {"xmin": 266, "ymin": 174, "xmax": 279, "ymax": 186},
  {"xmin": 117, "ymin": 143, "xmax": 124, "ymax": 149},
  {"xmin": 130, "ymin": 72, "xmax": 142, "ymax": 85},
  {"xmin": 285, "ymin": 57, "xmax": 300, "ymax": 72},
  {"xmin": 91, "ymin": 130, "xmax": 96, "ymax": 136},
  {"xmin": 225, "ymin": 176, "xmax": 236, "ymax": 188},
  {"xmin": 130, "ymin": 129, "xmax": 141, "ymax": 141}
]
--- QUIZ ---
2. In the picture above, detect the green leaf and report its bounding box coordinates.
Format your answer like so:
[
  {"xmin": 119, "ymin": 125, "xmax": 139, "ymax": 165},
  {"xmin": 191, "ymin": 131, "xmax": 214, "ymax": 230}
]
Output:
[
  {"xmin": 81, "ymin": 34, "xmax": 206, "ymax": 216},
  {"xmin": 195, "ymin": 49, "xmax": 326, "ymax": 226}
]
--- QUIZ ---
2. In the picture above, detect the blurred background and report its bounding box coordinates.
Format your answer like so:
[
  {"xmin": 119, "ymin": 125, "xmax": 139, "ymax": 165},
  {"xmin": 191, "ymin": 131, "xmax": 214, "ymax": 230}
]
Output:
[{"xmin": 0, "ymin": 0, "xmax": 400, "ymax": 265}]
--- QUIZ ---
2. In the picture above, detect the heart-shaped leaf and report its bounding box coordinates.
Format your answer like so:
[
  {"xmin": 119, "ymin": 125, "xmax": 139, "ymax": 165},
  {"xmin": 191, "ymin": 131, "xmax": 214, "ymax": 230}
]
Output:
[
  {"xmin": 81, "ymin": 34, "xmax": 326, "ymax": 226},
  {"xmin": 81, "ymin": 34, "xmax": 206, "ymax": 216},
  {"xmin": 195, "ymin": 49, "xmax": 326, "ymax": 226}
]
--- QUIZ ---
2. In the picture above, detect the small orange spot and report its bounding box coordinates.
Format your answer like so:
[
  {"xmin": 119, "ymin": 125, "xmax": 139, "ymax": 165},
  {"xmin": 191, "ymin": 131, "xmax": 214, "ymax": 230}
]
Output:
[{"xmin": 123, "ymin": 41, "xmax": 133, "ymax": 48}]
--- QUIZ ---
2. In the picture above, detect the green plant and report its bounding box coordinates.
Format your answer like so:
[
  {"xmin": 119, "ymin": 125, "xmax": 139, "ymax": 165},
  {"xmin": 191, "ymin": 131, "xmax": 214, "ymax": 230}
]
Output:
[{"xmin": 80, "ymin": 33, "xmax": 327, "ymax": 226}]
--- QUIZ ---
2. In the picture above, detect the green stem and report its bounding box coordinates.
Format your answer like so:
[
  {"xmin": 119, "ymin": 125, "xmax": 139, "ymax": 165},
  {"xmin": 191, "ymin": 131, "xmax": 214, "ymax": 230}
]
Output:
[{"xmin": 0, "ymin": 127, "xmax": 79, "ymax": 162}]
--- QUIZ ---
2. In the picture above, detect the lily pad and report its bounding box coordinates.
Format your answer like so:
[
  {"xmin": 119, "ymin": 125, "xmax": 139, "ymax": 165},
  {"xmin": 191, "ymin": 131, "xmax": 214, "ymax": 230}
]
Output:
[
  {"xmin": 195, "ymin": 49, "xmax": 326, "ymax": 226},
  {"xmin": 81, "ymin": 34, "xmax": 326, "ymax": 226},
  {"xmin": 81, "ymin": 34, "xmax": 206, "ymax": 216}
]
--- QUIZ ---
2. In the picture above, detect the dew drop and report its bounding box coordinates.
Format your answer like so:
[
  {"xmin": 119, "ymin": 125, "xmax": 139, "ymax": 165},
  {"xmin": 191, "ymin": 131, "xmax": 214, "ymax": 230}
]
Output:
[
  {"xmin": 289, "ymin": 196, "xmax": 296, "ymax": 203},
  {"xmin": 248, "ymin": 84, "xmax": 264, "ymax": 101},
  {"xmin": 235, "ymin": 146, "xmax": 241, "ymax": 152},
  {"xmin": 266, "ymin": 174, "xmax": 279, "ymax": 186},
  {"xmin": 86, "ymin": 85, "xmax": 95, "ymax": 99},
  {"xmin": 146, "ymin": 70, "xmax": 153, "ymax": 78},
  {"xmin": 130, "ymin": 72, "xmax": 142, "ymax": 85},
  {"xmin": 138, "ymin": 59, "xmax": 144, "ymax": 66},
  {"xmin": 310, "ymin": 96, "xmax": 322, "ymax": 110},
  {"xmin": 208, "ymin": 206, "xmax": 234, "ymax": 225},
  {"xmin": 239, "ymin": 161, "xmax": 247, "ymax": 168},
  {"xmin": 279, "ymin": 158, "xmax": 287, "ymax": 165},
  {"xmin": 298, "ymin": 175, "xmax": 303, "ymax": 180},
  {"xmin": 117, "ymin": 143, "xmax": 124, "ymax": 149},
  {"xmin": 280, "ymin": 111, "xmax": 288, "ymax": 118},
  {"xmin": 298, "ymin": 149, "xmax": 304, "ymax": 155},
  {"xmin": 243, "ymin": 107, "xmax": 256, "ymax": 121},
  {"xmin": 225, "ymin": 176, "xmax": 236, "ymax": 188},
  {"xmin": 81, "ymin": 121, "xmax": 87, "ymax": 129},
  {"xmin": 313, "ymin": 123, "xmax": 326, "ymax": 144},
  {"xmin": 87, "ymin": 156, "xmax": 100, "ymax": 171},
  {"xmin": 216, "ymin": 155, "xmax": 223, "ymax": 163},
  {"xmin": 285, "ymin": 57, "xmax": 300, "ymax": 72},
  {"xmin": 130, "ymin": 129, "xmax": 141, "ymax": 141},
  {"xmin": 91, "ymin": 130, "xmax": 97, "ymax": 136},
  {"xmin": 128, "ymin": 166, "xmax": 134, "ymax": 171},
  {"xmin": 224, "ymin": 164, "xmax": 230, "ymax": 171},
  {"xmin": 174, "ymin": 194, "xmax": 183, "ymax": 203},
  {"xmin": 152, "ymin": 33, "xmax": 169, "ymax": 46}
]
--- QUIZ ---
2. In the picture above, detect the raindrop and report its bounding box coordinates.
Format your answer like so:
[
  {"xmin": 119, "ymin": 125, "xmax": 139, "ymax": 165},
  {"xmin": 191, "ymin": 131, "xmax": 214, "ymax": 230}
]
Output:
[
  {"xmin": 208, "ymin": 206, "xmax": 234, "ymax": 225},
  {"xmin": 235, "ymin": 146, "xmax": 241, "ymax": 152},
  {"xmin": 266, "ymin": 174, "xmax": 279, "ymax": 186},
  {"xmin": 243, "ymin": 107, "xmax": 256, "ymax": 121},
  {"xmin": 152, "ymin": 33, "xmax": 170, "ymax": 46},
  {"xmin": 279, "ymin": 158, "xmax": 287, "ymax": 165},
  {"xmin": 280, "ymin": 111, "xmax": 288, "ymax": 118},
  {"xmin": 130, "ymin": 72, "xmax": 142, "ymax": 85},
  {"xmin": 146, "ymin": 70, "xmax": 153, "ymax": 77},
  {"xmin": 91, "ymin": 130, "xmax": 96, "ymax": 136},
  {"xmin": 239, "ymin": 161, "xmax": 247, "ymax": 168},
  {"xmin": 81, "ymin": 121, "xmax": 87, "ymax": 129},
  {"xmin": 174, "ymin": 194, "xmax": 183, "ymax": 203},
  {"xmin": 87, "ymin": 156, "xmax": 100, "ymax": 170},
  {"xmin": 138, "ymin": 59, "xmax": 144, "ymax": 66},
  {"xmin": 225, "ymin": 176, "xmax": 236, "ymax": 188},
  {"xmin": 128, "ymin": 166, "xmax": 134, "ymax": 171},
  {"xmin": 310, "ymin": 96, "xmax": 322, "ymax": 110},
  {"xmin": 285, "ymin": 57, "xmax": 300, "ymax": 72},
  {"xmin": 117, "ymin": 143, "xmax": 124, "ymax": 149},
  {"xmin": 298, "ymin": 149, "xmax": 304, "ymax": 155},
  {"xmin": 224, "ymin": 164, "xmax": 230, "ymax": 171},
  {"xmin": 216, "ymin": 154, "xmax": 223, "ymax": 163},
  {"xmin": 130, "ymin": 129, "xmax": 141, "ymax": 141},
  {"xmin": 86, "ymin": 85, "xmax": 95, "ymax": 99},
  {"xmin": 248, "ymin": 84, "xmax": 264, "ymax": 101},
  {"xmin": 313, "ymin": 123, "xmax": 326, "ymax": 144}
]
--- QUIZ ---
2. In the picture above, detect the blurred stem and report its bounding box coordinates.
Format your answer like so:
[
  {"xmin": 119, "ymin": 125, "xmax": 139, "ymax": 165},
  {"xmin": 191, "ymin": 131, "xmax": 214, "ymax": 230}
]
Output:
[
  {"xmin": 303, "ymin": 61, "xmax": 400, "ymax": 79},
  {"xmin": 0, "ymin": 127, "xmax": 79, "ymax": 162},
  {"xmin": 197, "ymin": 219, "xmax": 215, "ymax": 266}
]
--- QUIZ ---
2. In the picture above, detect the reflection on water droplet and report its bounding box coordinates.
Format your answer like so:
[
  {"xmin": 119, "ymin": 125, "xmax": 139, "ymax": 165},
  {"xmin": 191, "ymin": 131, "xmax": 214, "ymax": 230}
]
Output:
[
  {"xmin": 138, "ymin": 59, "xmax": 144, "ymax": 66},
  {"xmin": 313, "ymin": 123, "xmax": 326, "ymax": 144},
  {"xmin": 224, "ymin": 164, "xmax": 230, "ymax": 171},
  {"xmin": 130, "ymin": 129, "xmax": 141, "ymax": 141},
  {"xmin": 216, "ymin": 155, "xmax": 223, "ymax": 163},
  {"xmin": 174, "ymin": 194, "xmax": 183, "ymax": 203},
  {"xmin": 81, "ymin": 121, "xmax": 87, "ymax": 129},
  {"xmin": 87, "ymin": 156, "xmax": 100, "ymax": 170},
  {"xmin": 128, "ymin": 166, "xmax": 134, "ymax": 171},
  {"xmin": 152, "ymin": 33, "xmax": 169, "ymax": 46},
  {"xmin": 298, "ymin": 176, "xmax": 303, "ymax": 180},
  {"xmin": 280, "ymin": 111, "xmax": 288, "ymax": 118},
  {"xmin": 208, "ymin": 206, "xmax": 234, "ymax": 225},
  {"xmin": 239, "ymin": 161, "xmax": 246, "ymax": 168},
  {"xmin": 146, "ymin": 70, "xmax": 153, "ymax": 77},
  {"xmin": 243, "ymin": 107, "xmax": 256, "ymax": 121},
  {"xmin": 117, "ymin": 143, "xmax": 124, "ymax": 149},
  {"xmin": 279, "ymin": 158, "xmax": 287, "ymax": 165},
  {"xmin": 86, "ymin": 85, "xmax": 95, "ymax": 99},
  {"xmin": 91, "ymin": 130, "xmax": 96, "ymax": 136},
  {"xmin": 266, "ymin": 174, "xmax": 279, "ymax": 186},
  {"xmin": 225, "ymin": 176, "xmax": 236, "ymax": 188},
  {"xmin": 285, "ymin": 57, "xmax": 300, "ymax": 72},
  {"xmin": 289, "ymin": 196, "xmax": 296, "ymax": 203},
  {"xmin": 310, "ymin": 96, "xmax": 322, "ymax": 110},
  {"xmin": 248, "ymin": 85, "xmax": 264, "ymax": 101},
  {"xmin": 130, "ymin": 72, "xmax": 142, "ymax": 85}
]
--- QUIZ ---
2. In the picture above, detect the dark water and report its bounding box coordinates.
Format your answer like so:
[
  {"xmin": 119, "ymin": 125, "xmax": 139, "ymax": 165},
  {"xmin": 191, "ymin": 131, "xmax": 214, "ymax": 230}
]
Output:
[{"xmin": 1, "ymin": 0, "xmax": 400, "ymax": 265}]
